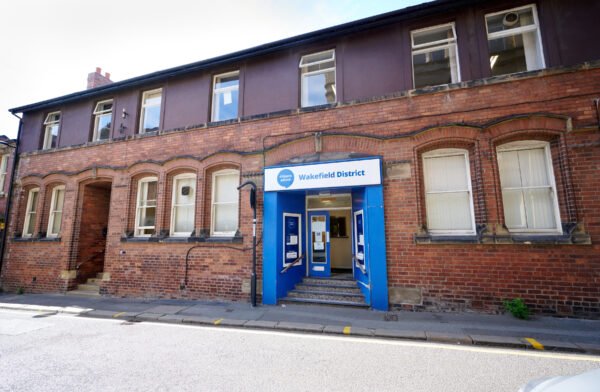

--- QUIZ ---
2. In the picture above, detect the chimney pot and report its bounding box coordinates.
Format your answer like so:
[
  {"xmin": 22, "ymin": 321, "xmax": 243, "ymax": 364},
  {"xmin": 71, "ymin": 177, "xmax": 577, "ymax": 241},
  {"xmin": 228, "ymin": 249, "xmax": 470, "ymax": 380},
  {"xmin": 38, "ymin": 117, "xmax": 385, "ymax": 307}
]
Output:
[
  {"xmin": 105, "ymin": 72, "xmax": 111, "ymax": 79},
  {"xmin": 95, "ymin": 67, "xmax": 102, "ymax": 73}
]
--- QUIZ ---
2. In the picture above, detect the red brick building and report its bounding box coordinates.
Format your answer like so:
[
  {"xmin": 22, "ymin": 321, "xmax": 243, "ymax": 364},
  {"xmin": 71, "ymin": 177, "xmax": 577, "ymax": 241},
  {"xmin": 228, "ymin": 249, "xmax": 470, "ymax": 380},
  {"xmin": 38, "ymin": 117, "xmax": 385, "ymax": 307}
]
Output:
[{"xmin": 2, "ymin": 0, "xmax": 599, "ymax": 316}]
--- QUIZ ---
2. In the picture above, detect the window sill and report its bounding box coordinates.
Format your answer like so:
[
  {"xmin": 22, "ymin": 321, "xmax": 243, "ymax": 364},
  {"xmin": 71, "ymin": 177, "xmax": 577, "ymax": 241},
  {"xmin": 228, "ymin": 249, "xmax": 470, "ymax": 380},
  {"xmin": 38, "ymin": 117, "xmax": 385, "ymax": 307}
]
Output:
[
  {"xmin": 414, "ymin": 223, "xmax": 591, "ymax": 245},
  {"xmin": 120, "ymin": 234, "xmax": 243, "ymax": 244},
  {"xmin": 12, "ymin": 236, "xmax": 61, "ymax": 243}
]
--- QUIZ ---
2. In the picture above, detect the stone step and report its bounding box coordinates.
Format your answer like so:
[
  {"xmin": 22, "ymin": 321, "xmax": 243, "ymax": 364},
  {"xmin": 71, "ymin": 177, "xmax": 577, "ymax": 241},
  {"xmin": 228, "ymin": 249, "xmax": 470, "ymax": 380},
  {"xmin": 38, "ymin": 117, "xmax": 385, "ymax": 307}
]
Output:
[
  {"xmin": 287, "ymin": 290, "xmax": 364, "ymax": 302},
  {"xmin": 77, "ymin": 283, "xmax": 100, "ymax": 292},
  {"xmin": 302, "ymin": 277, "xmax": 357, "ymax": 288},
  {"xmin": 96, "ymin": 272, "xmax": 109, "ymax": 280},
  {"xmin": 295, "ymin": 283, "xmax": 362, "ymax": 294},
  {"xmin": 66, "ymin": 290, "xmax": 101, "ymax": 297},
  {"xmin": 280, "ymin": 297, "xmax": 368, "ymax": 308}
]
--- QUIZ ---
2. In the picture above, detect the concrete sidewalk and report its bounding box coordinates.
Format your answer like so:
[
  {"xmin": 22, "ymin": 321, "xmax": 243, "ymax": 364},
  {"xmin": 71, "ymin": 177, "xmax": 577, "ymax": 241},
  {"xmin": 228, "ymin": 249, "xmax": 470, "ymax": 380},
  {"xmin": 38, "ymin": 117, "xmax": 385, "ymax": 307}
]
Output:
[{"xmin": 1, "ymin": 293, "xmax": 599, "ymax": 355}]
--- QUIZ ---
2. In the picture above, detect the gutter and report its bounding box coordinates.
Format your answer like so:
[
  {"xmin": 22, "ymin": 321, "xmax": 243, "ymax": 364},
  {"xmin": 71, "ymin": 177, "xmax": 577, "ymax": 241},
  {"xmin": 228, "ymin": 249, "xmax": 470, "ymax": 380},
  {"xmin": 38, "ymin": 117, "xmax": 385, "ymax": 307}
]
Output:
[
  {"xmin": 9, "ymin": 0, "xmax": 478, "ymax": 114},
  {"xmin": 0, "ymin": 114, "xmax": 21, "ymax": 277}
]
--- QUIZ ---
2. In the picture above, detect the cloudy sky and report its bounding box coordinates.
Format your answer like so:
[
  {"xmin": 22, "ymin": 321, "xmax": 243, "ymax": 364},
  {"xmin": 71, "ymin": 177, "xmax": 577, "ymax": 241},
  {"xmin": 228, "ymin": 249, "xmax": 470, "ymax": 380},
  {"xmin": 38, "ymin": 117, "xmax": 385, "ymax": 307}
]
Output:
[{"xmin": 0, "ymin": 0, "xmax": 428, "ymax": 138}]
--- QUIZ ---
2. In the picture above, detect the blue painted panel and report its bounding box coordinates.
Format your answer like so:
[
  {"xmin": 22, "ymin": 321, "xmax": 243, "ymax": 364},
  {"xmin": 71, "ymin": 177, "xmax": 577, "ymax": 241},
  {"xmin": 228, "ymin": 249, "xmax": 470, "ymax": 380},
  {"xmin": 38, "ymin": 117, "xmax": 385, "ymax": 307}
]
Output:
[
  {"xmin": 308, "ymin": 211, "xmax": 330, "ymax": 277},
  {"xmin": 262, "ymin": 191, "xmax": 305, "ymax": 305},
  {"xmin": 365, "ymin": 186, "xmax": 389, "ymax": 311}
]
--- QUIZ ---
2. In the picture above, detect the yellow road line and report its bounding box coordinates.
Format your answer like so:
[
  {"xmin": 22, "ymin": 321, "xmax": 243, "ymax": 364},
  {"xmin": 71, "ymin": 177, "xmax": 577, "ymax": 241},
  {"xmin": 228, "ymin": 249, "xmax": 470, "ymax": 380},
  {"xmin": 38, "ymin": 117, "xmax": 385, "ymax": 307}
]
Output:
[
  {"xmin": 112, "ymin": 312, "xmax": 126, "ymax": 318},
  {"xmin": 524, "ymin": 337, "xmax": 544, "ymax": 350},
  {"xmin": 213, "ymin": 318, "xmax": 223, "ymax": 325},
  {"xmin": 343, "ymin": 326, "xmax": 351, "ymax": 335}
]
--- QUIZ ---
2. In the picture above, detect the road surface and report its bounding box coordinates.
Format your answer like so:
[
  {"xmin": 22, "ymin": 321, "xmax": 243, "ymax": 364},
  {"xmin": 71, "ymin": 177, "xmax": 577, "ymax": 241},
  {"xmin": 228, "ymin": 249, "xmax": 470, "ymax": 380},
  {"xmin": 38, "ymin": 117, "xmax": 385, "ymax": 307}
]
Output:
[{"xmin": 0, "ymin": 309, "xmax": 598, "ymax": 391}]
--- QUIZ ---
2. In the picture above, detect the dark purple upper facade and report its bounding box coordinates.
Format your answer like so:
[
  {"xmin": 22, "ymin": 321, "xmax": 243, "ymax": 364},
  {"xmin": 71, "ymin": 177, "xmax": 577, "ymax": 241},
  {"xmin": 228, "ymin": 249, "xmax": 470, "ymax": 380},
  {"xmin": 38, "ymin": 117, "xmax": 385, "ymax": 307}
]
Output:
[{"xmin": 11, "ymin": 0, "xmax": 600, "ymax": 153}]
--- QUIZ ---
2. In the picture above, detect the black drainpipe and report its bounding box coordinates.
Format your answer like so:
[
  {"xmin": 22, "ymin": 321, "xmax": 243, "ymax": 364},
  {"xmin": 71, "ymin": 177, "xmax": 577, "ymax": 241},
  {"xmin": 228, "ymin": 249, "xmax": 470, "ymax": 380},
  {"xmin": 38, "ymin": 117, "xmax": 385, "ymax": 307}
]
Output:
[{"xmin": 0, "ymin": 113, "xmax": 22, "ymax": 277}]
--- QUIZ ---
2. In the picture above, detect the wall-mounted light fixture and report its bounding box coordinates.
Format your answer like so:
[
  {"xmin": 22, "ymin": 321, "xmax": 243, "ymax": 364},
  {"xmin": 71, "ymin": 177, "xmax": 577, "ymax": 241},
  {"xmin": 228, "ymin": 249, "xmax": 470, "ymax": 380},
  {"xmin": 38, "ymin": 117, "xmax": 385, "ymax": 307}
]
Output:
[{"xmin": 122, "ymin": 108, "xmax": 128, "ymax": 119}]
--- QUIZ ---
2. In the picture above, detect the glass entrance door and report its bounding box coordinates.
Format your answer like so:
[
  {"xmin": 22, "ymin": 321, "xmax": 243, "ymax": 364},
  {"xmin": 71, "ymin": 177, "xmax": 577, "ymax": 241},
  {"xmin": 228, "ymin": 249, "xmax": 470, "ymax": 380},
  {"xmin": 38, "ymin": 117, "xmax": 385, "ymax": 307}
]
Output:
[{"xmin": 308, "ymin": 211, "xmax": 330, "ymax": 277}]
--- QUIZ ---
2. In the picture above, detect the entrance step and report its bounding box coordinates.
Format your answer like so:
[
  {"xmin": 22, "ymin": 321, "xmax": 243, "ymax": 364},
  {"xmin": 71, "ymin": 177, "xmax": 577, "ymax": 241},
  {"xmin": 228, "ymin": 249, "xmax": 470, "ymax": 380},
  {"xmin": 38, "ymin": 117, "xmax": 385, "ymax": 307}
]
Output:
[
  {"xmin": 295, "ymin": 283, "xmax": 362, "ymax": 294},
  {"xmin": 281, "ymin": 275, "xmax": 368, "ymax": 308},
  {"xmin": 67, "ymin": 276, "xmax": 101, "ymax": 296},
  {"xmin": 301, "ymin": 277, "xmax": 357, "ymax": 288},
  {"xmin": 280, "ymin": 297, "xmax": 368, "ymax": 308}
]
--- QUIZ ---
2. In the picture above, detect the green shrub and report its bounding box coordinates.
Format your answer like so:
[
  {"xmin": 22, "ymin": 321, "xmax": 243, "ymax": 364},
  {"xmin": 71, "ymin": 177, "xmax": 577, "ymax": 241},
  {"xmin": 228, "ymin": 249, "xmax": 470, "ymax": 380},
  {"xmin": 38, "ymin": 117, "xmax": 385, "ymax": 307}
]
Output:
[
  {"xmin": 503, "ymin": 298, "xmax": 530, "ymax": 319},
  {"xmin": 16, "ymin": 287, "xmax": 24, "ymax": 295}
]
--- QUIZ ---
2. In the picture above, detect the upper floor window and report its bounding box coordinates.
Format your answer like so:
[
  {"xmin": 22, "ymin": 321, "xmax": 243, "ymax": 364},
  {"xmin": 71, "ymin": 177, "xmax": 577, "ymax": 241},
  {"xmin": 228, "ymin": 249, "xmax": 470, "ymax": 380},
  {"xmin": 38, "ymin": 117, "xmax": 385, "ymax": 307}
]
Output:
[
  {"xmin": 22, "ymin": 187, "xmax": 39, "ymax": 237},
  {"xmin": 170, "ymin": 173, "xmax": 196, "ymax": 237},
  {"xmin": 134, "ymin": 177, "xmax": 158, "ymax": 237},
  {"xmin": 496, "ymin": 141, "xmax": 561, "ymax": 233},
  {"xmin": 0, "ymin": 154, "xmax": 8, "ymax": 194},
  {"xmin": 211, "ymin": 169, "xmax": 240, "ymax": 237},
  {"xmin": 212, "ymin": 71, "xmax": 239, "ymax": 122},
  {"xmin": 42, "ymin": 112, "xmax": 60, "ymax": 150},
  {"xmin": 485, "ymin": 4, "xmax": 544, "ymax": 76},
  {"xmin": 422, "ymin": 149, "xmax": 475, "ymax": 235},
  {"xmin": 139, "ymin": 89, "xmax": 162, "ymax": 133},
  {"xmin": 92, "ymin": 99, "xmax": 113, "ymax": 141},
  {"xmin": 411, "ymin": 23, "xmax": 460, "ymax": 89},
  {"xmin": 300, "ymin": 49, "xmax": 336, "ymax": 107},
  {"xmin": 47, "ymin": 185, "xmax": 65, "ymax": 237}
]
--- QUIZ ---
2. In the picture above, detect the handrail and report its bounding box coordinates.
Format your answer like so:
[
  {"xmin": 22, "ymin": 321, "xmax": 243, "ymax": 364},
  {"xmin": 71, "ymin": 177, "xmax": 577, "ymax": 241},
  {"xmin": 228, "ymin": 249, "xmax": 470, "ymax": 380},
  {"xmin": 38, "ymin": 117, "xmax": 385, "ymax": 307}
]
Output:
[
  {"xmin": 280, "ymin": 254, "xmax": 305, "ymax": 274},
  {"xmin": 353, "ymin": 256, "xmax": 367, "ymax": 275}
]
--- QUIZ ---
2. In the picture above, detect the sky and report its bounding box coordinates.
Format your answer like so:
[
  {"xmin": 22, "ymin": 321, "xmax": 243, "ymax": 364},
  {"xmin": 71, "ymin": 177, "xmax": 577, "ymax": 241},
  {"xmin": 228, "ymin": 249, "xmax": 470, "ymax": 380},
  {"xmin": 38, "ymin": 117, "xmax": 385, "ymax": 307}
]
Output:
[{"xmin": 0, "ymin": 0, "xmax": 429, "ymax": 138}]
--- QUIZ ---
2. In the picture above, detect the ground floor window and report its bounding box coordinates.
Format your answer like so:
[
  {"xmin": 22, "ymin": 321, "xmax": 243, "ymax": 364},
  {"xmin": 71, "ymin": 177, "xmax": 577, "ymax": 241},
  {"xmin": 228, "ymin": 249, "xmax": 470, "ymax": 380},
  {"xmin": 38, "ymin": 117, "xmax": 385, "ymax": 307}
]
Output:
[
  {"xmin": 134, "ymin": 177, "xmax": 158, "ymax": 237},
  {"xmin": 22, "ymin": 188, "xmax": 40, "ymax": 237},
  {"xmin": 170, "ymin": 173, "xmax": 196, "ymax": 236},
  {"xmin": 497, "ymin": 140, "xmax": 561, "ymax": 233},
  {"xmin": 47, "ymin": 186, "xmax": 65, "ymax": 237},
  {"xmin": 210, "ymin": 169, "xmax": 240, "ymax": 236}
]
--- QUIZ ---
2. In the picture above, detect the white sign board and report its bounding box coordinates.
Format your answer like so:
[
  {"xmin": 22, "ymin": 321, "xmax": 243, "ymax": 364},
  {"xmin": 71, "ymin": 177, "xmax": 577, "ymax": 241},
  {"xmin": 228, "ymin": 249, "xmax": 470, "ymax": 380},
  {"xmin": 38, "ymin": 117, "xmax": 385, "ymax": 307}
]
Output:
[{"xmin": 264, "ymin": 158, "xmax": 381, "ymax": 191}]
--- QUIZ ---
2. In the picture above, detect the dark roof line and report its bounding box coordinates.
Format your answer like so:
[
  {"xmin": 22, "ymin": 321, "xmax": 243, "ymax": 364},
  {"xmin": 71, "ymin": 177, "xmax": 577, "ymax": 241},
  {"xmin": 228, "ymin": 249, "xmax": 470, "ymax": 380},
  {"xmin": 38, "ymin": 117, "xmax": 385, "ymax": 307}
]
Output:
[{"xmin": 9, "ymin": 0, "xmax": 477, "ymax": 114}]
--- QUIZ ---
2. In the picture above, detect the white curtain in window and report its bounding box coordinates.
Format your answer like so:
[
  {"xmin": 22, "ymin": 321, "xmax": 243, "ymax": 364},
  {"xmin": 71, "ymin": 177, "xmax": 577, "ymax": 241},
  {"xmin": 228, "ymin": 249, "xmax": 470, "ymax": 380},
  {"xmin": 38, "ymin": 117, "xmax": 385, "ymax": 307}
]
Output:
[
  {"xmin": 498, "ymin": 147, "xmax": 556, "ymax": 230},
  {"xmin": 173, "ymin": 177, "xmax": 195, "ymax": 234},
  {"xmin": 423, "ymin": 153, "xmax": 473, "ymax": 232},
  {"xmin": 212, "ymin": 171, "xmax": 239, "ymax": 235}
]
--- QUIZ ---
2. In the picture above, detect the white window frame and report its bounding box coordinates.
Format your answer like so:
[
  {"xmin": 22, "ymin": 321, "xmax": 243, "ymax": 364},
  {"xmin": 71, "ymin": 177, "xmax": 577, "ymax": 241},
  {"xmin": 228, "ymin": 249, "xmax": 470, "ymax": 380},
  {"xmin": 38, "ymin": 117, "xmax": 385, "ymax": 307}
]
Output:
[
  {"xmin": 22, "ymin": 187, "xmax": 40, "ymax": 238},
  {"xmin": 411, "ymin": 22, "xmax": 461, "ymax": 88},
  {"xmin": 299, "ymin": 49, "xmax": 336, "ymax": 108},
  {"xmin": 211, "ymin": 71, "xmax": 240, "ymax": 122},
  {"xmin": 139, "ymin": 88, "xmax": 162, "ymax": 134},
  {"xmin": 210, "ymin": 169, "xmax": 240, "ymax": 237},
  {"xmin": 134, "ymin": 176, "xmax": 158, "ymax": 237},
  {"xmin": 46, "ymin": 185, "xmax": 65, "ymax": 238},
  {"xmin": 485, "ymin": 4, "xmax": 545, "ymax": 72},
  {"xmin": 42, "ymin": 111, "xmax": 61, "ymax": 150},
  {"xmin": 92, "ymin": 99, "xmax": 113, "ymax": 141},
  {"xmin": 170, "ymin": 173, "xmax": 196, "ymax": 237},
  {"xmin": 496, "ymin": 140, "xmax": 562, "ymax": 234},
  {"xmin": 0, "ymin": 154, "xmax": 9, "ymax": 195},
  {"xmin": 422, "ymin": 148, "xmax": 476, "ymax": 235}
]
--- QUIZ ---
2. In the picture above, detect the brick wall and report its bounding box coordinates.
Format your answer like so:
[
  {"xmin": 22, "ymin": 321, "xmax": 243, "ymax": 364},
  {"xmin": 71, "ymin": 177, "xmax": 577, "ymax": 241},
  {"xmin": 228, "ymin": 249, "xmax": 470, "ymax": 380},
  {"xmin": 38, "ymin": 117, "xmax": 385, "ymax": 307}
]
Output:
[{"xmin": 2, "ymin": 65, "xmax": 599, "ymax": 316}]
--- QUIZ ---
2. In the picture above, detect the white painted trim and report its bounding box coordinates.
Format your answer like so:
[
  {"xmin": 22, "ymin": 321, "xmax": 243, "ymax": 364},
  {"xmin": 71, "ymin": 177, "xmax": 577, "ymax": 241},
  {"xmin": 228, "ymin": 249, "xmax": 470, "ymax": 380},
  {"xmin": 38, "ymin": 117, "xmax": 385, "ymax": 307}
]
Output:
[
  {"xmin": 170, "ymin": 173, "xmax": 196, "ymax": 237},
  {"xmin": 411, "ymin": 22, "xmax": 460, "ymax": 88},
  {"xmin": 210, "ymin": 169, "xmax": 240, "ymax": 237},
  {"xmin": 22, "ymin": 188, "xmax": 39, "ymax": 238},
  {"xmin": 211, "ymin": 71, "xmax": 240, "ymax": 122},
  {"xmin": 300, "ymin": 49, "xmax": 336, "ymax": 107},
  {"xmin": 139, "ymin": 88, "xmax": 162, "ymax": 134},
  {"xmin": 0, "ymin": 154, "xmax": 8, "ymax": 194},
  {"xmin": 92, "ymin": 99, "xmax": 113, "ymax": 142},
  {"xmin": 46, "ymin": 185, "xmax": 65, "ymax": 238},
  {"xmin": 282, "ymin": 212, "xmax": 302, "ymax": 268},
  {"xmin": 42, "ymin": 111, "xmax": 61, "ymax": 150},
  {"xmin": 134, "ymin": 176, "xmax": 158, "ymax": 237},
  {"xmin": 485, "ymin": 4, "xmax": 545, "ymax": 70}
]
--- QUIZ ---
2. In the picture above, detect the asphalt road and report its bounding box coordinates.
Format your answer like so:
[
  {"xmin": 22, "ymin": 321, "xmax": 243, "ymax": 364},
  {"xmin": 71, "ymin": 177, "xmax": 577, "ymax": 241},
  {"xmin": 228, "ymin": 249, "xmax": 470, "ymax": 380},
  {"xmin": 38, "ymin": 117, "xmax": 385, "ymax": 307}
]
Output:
[{"xmin": 0, "ymin": 309, "xmax": 598, "ymax": 392}]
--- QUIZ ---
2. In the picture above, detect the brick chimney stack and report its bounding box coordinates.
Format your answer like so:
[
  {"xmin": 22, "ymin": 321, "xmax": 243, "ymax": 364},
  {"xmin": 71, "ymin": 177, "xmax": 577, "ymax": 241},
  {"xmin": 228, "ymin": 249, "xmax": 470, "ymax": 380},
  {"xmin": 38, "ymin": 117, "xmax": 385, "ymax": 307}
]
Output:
[{"xmin": 87, "ymin": 67, "xmax": 113, "ymax": 89}]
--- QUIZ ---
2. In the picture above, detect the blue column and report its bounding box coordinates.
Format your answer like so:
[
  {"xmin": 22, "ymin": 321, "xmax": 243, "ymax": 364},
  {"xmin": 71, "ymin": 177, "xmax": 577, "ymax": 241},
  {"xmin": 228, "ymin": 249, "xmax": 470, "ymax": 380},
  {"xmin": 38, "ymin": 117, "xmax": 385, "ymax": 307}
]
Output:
[{"xmin": 365, "ymin": 186, "xmax": 388, "ymax": 311}]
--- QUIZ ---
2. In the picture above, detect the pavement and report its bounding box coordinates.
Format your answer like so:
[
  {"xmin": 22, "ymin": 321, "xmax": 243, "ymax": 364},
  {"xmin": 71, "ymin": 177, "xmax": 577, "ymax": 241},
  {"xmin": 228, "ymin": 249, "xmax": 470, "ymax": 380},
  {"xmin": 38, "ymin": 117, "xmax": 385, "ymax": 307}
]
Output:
[{"xmin": 1, "ymin": 292, "xmax": 599, "ymax": 355}]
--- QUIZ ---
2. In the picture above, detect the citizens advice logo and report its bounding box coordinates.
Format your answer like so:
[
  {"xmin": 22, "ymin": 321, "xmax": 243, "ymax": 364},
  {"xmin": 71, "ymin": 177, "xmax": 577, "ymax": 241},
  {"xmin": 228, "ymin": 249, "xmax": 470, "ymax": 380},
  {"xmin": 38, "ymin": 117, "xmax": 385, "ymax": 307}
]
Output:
[{"xmin": 277, "ymin": 169, "xmax": 294, "ymax": 188}]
